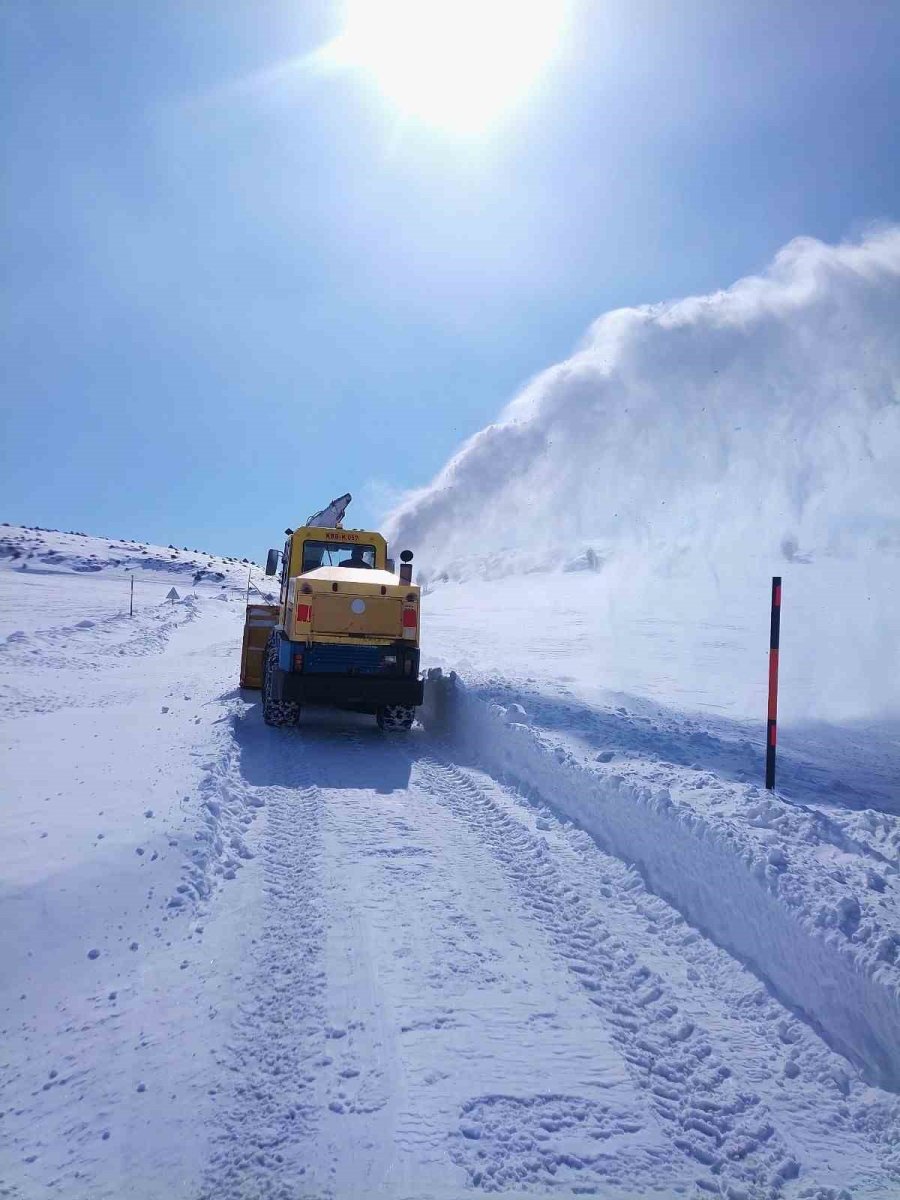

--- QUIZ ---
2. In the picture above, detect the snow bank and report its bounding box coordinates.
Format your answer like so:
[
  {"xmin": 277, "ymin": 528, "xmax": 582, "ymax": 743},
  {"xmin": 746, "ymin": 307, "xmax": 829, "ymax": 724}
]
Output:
[
  {"xmin": 421, "ymin": 669, "xmax": 900, "ymax": 1093},
  {"xmin": 388, "ymin": 228, "xmax": 900, "ymax": 718}
]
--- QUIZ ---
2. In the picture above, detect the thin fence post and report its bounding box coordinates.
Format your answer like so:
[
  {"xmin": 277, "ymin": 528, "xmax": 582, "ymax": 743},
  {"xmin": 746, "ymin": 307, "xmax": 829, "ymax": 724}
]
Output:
[
  {"xmin": 766, "ymin": 576, "xmax": 782, "ymax": 790},
  {"xmin": 129, "ymin": 575, "xmax": 134, "ymax": 618}
]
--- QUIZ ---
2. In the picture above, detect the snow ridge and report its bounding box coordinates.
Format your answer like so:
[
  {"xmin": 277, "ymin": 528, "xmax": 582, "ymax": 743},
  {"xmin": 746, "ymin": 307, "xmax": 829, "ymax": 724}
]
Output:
[{"xmin": 420, "ymin": 670, "xmax": 900, "ymax": 1095}]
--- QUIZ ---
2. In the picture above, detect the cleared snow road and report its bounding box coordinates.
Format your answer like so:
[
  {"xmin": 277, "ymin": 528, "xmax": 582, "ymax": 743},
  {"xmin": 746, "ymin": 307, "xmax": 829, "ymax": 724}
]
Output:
[
  {"xmin": 201, "ymin": 714, "xmax": 681, "ymax": 1200},
  {"xmin": 2, "ymin": 559, "xmax": 899, "ymax": 1199},
  {"xmin": 193, "ymin": 709, "xmax": 899, "ymax": 1200}
]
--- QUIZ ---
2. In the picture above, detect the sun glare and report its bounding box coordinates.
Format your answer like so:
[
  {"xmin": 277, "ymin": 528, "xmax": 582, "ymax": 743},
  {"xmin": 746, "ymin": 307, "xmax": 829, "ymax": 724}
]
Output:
[{"xmin": 327, "ymin": 0, "xmax": 569, "ymax": 133}]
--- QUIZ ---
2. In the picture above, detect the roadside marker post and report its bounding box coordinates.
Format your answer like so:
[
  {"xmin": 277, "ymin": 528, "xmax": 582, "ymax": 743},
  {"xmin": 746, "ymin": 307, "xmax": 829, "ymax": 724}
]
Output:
[
  {"xmin": 766, "ymin": 576, "xmax": 782, "ymax": 790},
  {"xmin": 129, "ymin": 575, "xmax": 134, "ymax": 617}
]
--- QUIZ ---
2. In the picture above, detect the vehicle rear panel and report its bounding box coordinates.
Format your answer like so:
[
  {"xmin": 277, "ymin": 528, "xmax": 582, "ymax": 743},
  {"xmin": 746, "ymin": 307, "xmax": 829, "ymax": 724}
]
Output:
[{"xmin": 311, "ymin": 592, "xmax": 402, "ymax": 638}]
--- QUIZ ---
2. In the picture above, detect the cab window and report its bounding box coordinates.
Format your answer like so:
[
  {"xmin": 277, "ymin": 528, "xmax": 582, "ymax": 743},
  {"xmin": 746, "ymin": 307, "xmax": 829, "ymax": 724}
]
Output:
[{"xmin": 301, "ymin": 540, "xmax": 376, "ymax": 572}]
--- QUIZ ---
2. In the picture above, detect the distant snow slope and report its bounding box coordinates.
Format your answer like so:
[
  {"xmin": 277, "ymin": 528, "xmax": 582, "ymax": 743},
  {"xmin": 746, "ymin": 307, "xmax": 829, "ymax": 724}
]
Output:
[
  {"xmin": 0, "ymin": 524, "xmax": 262, "ymax": 599},
  {"xmin": 386, "ymin": 228, "xmax": 900, "ymax": 721}
]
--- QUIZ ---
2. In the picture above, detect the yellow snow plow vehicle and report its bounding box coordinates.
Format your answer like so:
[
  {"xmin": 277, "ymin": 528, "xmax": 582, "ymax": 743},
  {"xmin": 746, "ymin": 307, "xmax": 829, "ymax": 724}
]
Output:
[{"xmin": 239, "ymin": 494, "xmax": 423, "ymax": 731}]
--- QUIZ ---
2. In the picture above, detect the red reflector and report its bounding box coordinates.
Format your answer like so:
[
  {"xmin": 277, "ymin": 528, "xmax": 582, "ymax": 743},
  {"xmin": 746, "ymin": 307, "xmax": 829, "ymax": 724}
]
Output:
[
  {"xmin": 402, "ymin": 607, "xmax": 417, "ymax": 628},
  {"xmin": 293, "ymin": 652, "xmax": 304, "ymax": 671},
  {"xmin": 296, "ymin": 603, "xmax": 312, "ymax": 623}
]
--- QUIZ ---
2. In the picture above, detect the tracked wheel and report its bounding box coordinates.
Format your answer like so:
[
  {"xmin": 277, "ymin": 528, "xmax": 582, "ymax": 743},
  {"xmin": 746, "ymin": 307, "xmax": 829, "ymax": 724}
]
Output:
[
  {"xmin": 261, "ymin": 639, "xmax": 300, "ymax": 727},
  {"xmin": 376, "ymin": 704, "xmax": 415, "ymax": 732}
]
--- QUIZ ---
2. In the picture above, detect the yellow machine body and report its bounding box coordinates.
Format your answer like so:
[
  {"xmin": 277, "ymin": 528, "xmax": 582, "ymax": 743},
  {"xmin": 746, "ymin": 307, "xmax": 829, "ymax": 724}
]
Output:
[{"xmin": 240, "ymin": 519, "xmax": 422, "ymax": 723}]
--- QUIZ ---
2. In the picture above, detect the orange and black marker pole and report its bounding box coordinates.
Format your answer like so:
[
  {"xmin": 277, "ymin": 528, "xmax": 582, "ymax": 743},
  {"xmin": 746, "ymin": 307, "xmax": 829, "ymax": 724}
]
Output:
[{"xmin": 766, "ymin": 576, "xmax": 782, "ymax": 790}]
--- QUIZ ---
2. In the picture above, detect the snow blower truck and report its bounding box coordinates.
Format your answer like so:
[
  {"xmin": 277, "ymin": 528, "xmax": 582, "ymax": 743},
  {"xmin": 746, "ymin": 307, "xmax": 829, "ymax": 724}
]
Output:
[{"xmin": 239, "ymin": 494, "xmax": 424, "ymax": 730}]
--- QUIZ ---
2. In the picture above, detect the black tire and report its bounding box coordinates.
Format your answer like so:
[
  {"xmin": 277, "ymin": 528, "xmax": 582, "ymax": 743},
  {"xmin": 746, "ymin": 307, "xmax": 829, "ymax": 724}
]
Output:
[
  {"xmin": 376, "ymin": 704, "xmax": 415, "ymax": 732},
  {"xmin": 262, "ymin": 639, "xmax": 300, "ymax": 727}
]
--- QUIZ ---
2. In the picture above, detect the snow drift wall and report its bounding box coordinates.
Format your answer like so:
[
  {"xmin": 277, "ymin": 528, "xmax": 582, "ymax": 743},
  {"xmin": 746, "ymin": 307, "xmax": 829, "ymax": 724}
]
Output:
[
  {"xmin": 421, "ymin": 669, "xmax": 900, "ymax": 1093},
  {"xmin": 387, "ymin": 228, "xmax": 900, "ymax": 718}
]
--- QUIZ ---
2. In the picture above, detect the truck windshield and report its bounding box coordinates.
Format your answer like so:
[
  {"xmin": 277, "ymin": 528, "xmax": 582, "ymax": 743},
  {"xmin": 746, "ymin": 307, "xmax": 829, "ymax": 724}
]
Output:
[{"xmin": 301, "ymin": 540, "xmax": 377, "ymax": 572}]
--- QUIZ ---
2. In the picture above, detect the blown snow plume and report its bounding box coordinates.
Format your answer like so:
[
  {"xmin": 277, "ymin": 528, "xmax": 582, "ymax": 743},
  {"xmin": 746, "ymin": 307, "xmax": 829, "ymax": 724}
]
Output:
[
  {"xmin": 386, "ymin": 227, "xmax": 900, "ymax": 718},
  {"xmin": 387, "ymin": 228, "xmax": 900, "ymax": 573}
]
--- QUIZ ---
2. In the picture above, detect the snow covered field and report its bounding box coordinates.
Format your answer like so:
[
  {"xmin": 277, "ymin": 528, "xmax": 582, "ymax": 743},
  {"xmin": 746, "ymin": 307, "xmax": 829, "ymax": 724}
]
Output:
[
  {"xmin": 3, "ymin": 222, "xmax": 900, "ymax": 1200},
  {"xmin": 2, "ymin": 518, "xmax": 900, "ymax": 1200}
]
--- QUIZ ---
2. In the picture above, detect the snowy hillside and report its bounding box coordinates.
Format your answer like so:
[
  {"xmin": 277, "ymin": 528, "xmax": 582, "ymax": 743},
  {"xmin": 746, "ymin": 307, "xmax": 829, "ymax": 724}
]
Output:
[
  {"xmin": 3, "ymin": 519, "xmax": 900, "ymax": 1199},
  {"xmin": 0, "ymin": 524, "xmax": 267, "ymax": 606}
]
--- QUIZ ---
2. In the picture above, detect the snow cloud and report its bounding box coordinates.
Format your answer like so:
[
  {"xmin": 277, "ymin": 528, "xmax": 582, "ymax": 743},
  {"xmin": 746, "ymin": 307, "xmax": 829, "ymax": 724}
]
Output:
[
  {"xmin": 387, "ymin": 227, "xmax": 900, "ymax": 572},
  {"xmin": 387, "ymin": 227, "xmax": 900, "ymax": 717}
]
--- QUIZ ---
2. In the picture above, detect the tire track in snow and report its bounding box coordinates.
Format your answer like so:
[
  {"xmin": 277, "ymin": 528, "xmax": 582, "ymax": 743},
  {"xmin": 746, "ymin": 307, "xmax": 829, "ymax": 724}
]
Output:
[
  {"xmin": 197, "ymin": 721, "xmax": 386, "ymax": 1199},
  {"xmin": 195, "ymin": 714, "xmax": 897, "ymax": 1198},
  {"xmin": 413, "ymin": 756, "xmax": 805, "ymax": 1199},
  {"xmin": 306, "ymin": 729, "xmax": 685, "ymax": 1198},
  {"xmin": 424, "ymin": 677, "xmax": 900, "ymax": 1094},
  {"xmin": 202, "ymin": 721, "xmax": 683, "ymax": 1198},
  {"xmin": 547, "ymin": 812, "xmax": 900, "ymax": 1191},
  {"xmin": 199, "ymin": 764, "xmax": 325, "ymax": 1200}
]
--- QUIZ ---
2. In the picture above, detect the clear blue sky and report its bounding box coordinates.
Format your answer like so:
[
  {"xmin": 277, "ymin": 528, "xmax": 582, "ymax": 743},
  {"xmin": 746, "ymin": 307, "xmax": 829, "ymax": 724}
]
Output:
[{"xmin": 2, "ymin": 0, "xmax": 898, "ymax": 560}]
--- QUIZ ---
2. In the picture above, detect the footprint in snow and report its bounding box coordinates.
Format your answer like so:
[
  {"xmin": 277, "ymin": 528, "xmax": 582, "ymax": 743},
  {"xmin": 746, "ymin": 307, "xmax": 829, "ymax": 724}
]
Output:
[{"xmin": 450, "ymin": 1094, "xmax": 657, "ymax": 1193}]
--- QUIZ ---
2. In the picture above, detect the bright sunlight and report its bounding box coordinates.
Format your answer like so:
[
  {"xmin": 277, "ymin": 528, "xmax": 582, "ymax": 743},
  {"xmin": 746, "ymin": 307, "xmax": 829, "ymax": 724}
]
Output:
[{"xmin": 326, "ymin": 0, "xmax": 570, "ymax": 133}]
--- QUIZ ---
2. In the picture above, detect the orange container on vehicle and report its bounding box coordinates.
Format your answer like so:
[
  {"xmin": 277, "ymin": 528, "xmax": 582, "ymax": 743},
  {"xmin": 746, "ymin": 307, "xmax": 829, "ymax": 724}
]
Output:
[{"xmin": 240, "ymin": 604, "xmax": 279, "ymax": 689}]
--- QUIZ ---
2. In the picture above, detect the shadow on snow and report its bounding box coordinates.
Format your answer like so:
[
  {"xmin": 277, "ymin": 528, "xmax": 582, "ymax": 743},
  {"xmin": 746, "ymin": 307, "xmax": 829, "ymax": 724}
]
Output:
[{"xmin": 231, "ymin": 697, "xmax": 422, "ymax": 795}]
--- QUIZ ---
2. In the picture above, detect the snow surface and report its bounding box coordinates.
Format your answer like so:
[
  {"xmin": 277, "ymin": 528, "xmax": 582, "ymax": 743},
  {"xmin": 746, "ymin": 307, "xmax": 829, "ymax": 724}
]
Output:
[
  {"xmin": 3, "ymin": 228, "xmax": 900, "ymax": 1197},
  {"xmin": 3, "ymin": 519, "xmax": 900, "ymax": 1199}
]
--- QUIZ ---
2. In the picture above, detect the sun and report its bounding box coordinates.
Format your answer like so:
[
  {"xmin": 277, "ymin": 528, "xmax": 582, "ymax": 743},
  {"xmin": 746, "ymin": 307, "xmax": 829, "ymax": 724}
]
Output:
[{"xmin": 325, "ymin": 0, "xmax": 570, "ymax": 133}]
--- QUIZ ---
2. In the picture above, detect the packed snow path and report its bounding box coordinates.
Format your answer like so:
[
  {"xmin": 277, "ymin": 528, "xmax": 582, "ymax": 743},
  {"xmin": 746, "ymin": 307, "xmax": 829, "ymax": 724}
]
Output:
[
  {"xmin": 197, "ymin": 721, "xmax": 899, "ymax": 1200},
  {"xmin": 2, "ymin": 543, "xmax": 900, "ymax": 1198}
]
